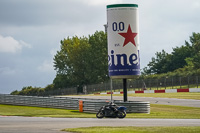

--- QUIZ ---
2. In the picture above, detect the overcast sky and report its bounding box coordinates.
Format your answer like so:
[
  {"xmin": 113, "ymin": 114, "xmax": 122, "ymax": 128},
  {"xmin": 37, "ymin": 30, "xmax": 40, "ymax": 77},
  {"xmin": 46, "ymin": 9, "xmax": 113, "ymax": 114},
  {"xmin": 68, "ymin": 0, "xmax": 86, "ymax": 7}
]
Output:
[{"xmin": 0, "ymin": 0, "xmax": 200, "ymax": 94}]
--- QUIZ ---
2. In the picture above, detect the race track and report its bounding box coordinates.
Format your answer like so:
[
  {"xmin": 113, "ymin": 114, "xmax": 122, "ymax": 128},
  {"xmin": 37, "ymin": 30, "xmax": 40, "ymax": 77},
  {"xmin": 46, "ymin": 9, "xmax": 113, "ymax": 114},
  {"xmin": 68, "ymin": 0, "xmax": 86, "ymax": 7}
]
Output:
[{"xmin": 1, "ymin": 116, "xmax": 200, "ymax": 133}]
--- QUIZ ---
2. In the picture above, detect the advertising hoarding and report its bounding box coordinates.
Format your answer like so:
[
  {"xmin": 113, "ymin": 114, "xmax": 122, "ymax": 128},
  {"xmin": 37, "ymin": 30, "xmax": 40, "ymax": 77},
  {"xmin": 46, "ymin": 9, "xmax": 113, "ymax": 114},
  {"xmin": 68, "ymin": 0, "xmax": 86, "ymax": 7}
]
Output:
[{"xmin": 107, "ymin": 4, "xmax": 140, "ymax": 78}]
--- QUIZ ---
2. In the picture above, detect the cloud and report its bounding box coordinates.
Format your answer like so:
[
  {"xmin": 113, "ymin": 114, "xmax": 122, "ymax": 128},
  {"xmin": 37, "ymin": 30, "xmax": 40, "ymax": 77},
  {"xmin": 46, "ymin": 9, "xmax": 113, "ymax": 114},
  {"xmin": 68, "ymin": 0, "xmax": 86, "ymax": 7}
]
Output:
[
  {"xmin": 0, "ymin": 0, "xmax": 105, "ymax": 27},
  {"xmin": 84, "ymin": 0, "xmax": 123, "ymax": 5},
  {"xmin": 38, "ymin": 60, "xmax": 54, "ymax": 73},
  {"xmin": 0, "ymin": 67, "xmax": 16, "ymax": 76},
  {"xmin": 0, "ymin": 35, "xmax": 31, "ymax": 53},
  {"xmin": 37, "ymin": 48, "xmax": 58, "ymax": 73}
]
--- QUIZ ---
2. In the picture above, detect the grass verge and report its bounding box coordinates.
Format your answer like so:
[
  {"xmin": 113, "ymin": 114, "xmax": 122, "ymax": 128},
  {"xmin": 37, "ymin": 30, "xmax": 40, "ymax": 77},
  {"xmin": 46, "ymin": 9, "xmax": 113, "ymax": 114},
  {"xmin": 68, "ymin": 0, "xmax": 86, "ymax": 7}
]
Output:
[
  {"xmin": 63, "ymin": 126, "xmax": 200, "ymax": 133},
  {"xmin": 93, "ymin": 92, "xmax": 200, "ymax": 100},
  {"xmin": 128, "ymin": 104, "xmax": 200, "ymax": 119},
  {"xmin": 1, "ymin": 104, "xmax": 200, "ymax": 119},
  {"xmin": 127, "ymin": 92, "xmax": 200, "ymax": 100},
  {"xmin": 0, "ymin": 104, "xmax": 93, "ymax": 118}
]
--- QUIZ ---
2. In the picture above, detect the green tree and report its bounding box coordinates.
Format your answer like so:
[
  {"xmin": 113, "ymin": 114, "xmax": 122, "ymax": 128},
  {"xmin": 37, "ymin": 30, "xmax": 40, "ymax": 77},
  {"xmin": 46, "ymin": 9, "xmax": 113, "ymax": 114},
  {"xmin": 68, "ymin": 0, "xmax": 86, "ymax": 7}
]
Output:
[
  {"xmin": 143, "ymin": 33, "xmax": 195, "ymax": 75},
  {"xmin": 53, "ymin": 31, "xmax": 109, "ymax": 92},
  {"xmin": 185, "ymin": 32, "xmax": 200, "ymax": 69},
  {"xmin": 189, "ymin": 32, "xmax": 200, "ymax": 53},
  {"xmin": 53, "ymin": 36, "xmax": 90, "ymax": 92},
  {"xmin": 143, "ymin": 50, "xmax": 169, "ymax": 74},
  {"xmin": 10, "ymin": 90, "xmax": 19, "ymax": 95},
  {"xmin": 87, "ymin": 31, "xmax": 108, "ymax": 83}
]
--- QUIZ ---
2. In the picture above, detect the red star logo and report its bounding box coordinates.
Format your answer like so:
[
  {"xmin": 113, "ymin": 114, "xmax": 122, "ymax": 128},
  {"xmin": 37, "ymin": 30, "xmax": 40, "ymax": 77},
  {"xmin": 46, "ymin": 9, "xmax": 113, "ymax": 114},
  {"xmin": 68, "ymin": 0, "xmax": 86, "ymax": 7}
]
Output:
[{"xmin": 118, "ymin": 24, "xmax": 137, "ymax": 47}]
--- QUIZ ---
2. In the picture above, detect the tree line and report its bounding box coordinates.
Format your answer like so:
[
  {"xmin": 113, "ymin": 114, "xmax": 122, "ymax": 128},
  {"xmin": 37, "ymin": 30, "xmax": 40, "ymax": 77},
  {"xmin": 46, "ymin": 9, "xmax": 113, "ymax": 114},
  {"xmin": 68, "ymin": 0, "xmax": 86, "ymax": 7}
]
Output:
[
  {"xmin": 11, "ymin": 32, "xmax": 200, "ymax": 95},
  {"xmin": 141, "ymin": 32, "xmax": 200, "ymax": 79}
]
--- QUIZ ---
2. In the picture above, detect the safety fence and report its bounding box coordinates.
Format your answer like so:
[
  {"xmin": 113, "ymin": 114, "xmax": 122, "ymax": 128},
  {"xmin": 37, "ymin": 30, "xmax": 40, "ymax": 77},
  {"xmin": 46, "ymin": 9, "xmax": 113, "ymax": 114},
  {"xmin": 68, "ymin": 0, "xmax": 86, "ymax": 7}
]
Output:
[
  {"xmin": 0, "ymin": 94, "xmax": 150, "ymax": 114},
  {"xmin": 22, "ymin": 76, "xmax": 199, "ymax": 96},
  {"xmin": 0, "ymin": 94, "xmax": 79, "ymax": 110},
  {"xmin": 94, "ymin": 88, "xmax": 200, "ymax": 95},
  {"xmin": 85, "ymin": 76, "xmax": 200, "ymax": 94}
]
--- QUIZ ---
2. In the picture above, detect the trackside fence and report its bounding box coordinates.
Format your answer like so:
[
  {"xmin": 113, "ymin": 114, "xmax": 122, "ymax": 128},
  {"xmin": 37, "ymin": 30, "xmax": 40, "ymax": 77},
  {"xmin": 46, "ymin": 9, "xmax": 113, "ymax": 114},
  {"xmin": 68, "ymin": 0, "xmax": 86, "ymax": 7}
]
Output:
[
  {"xmin": 19, "ymin": 76, "xmax": 199, "ymax": 96},
  {"xmin": 85, "ymin": 76, "xmax": 200, "ymax": 94},
  {"xmin": 0, "ymin": 94, "xmax": 79, "ymax": 110},
  {"xmin": 0, "ymin": 94, "xmax": 150, "ymax": 114}
]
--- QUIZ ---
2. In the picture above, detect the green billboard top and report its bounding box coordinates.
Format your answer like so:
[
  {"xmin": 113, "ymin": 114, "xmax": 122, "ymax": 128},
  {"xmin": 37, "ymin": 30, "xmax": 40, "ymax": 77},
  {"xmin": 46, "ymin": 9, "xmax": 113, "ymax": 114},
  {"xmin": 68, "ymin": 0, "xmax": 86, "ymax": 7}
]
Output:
[{"xmin": 107, "ymin": 4, "xmax": 138, "ymax": 9}]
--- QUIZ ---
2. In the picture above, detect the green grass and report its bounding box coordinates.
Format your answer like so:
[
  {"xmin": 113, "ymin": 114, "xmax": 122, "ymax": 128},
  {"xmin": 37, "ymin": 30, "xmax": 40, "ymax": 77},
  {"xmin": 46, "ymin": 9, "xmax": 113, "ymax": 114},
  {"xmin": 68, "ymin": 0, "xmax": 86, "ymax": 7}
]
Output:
[
  {"xmin": 128, "ymin": 92, "xmax": 200, "ymax": 100},
  {"xmin": 127, "ymin": 104, "xmax": 200, "ymax": 119},
  {"xmin": 97, "ymin": 85, "xmax": 199, "ymax": 93},
  {"xmin": 0, "ymin": 104, "xmax": 93, "ymax": 118},
  {"xmin": 98, "ymin": 92, "xmax": 200, "ymax": 100},
  {"xmin": 129, "ymin": 84, "xmax": 198, "ymax": 91},
  {"xmin": 1, "ymin": 104, "xmax": 200, "ymax": 119},
  {"xmin": 72, "ymin": 92, "xmax": 200, "ymax": 100},
  {"xmin": 63, "ymin": 126, "xmax": 200, "ymax": 133}
]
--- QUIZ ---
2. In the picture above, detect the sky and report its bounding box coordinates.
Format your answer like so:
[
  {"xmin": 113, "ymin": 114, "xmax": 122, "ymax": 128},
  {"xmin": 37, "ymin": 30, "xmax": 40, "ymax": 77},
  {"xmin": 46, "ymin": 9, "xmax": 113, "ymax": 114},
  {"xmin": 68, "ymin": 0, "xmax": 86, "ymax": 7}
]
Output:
[{"xmin": 0, "ymin": 0, "xmax": 200, "ymax": 94}]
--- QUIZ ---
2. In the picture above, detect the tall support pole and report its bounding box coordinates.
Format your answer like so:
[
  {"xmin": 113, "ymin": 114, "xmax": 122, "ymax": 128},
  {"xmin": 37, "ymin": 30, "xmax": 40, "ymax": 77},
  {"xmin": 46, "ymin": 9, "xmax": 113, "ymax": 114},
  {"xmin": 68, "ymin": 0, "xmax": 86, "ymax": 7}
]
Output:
[
  {"xmin": 110, "ymin": 79, "xmax": 113, "ymax": 102},
  {"xmin": 123, "ymin": 78, "xmax": 127, "ymax": 102}
]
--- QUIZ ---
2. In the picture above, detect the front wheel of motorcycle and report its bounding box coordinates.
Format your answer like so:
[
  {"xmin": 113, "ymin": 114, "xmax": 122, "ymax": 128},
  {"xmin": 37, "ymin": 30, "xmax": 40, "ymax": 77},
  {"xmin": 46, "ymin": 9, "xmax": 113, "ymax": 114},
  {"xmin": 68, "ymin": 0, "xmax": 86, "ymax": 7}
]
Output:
[
  {"xmin": 96, "ymin": 111, "xmax": 104, "ymax": 118},
  {"xmin": 117, "ymin": 111, "xmax": 126, "ymax": 118}
]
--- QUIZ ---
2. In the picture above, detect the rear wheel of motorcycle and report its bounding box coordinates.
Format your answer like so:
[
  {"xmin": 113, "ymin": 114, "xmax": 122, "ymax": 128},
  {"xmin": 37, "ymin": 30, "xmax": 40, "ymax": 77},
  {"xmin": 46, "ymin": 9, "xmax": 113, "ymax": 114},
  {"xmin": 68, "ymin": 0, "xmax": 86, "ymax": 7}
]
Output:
[
  {"xmin": 117, "ymin": 111, "xmax": 126, "ymax": 118},
  {"xmin": 96, "ymin": 111, "xmax": 104, "ymax": 118}
]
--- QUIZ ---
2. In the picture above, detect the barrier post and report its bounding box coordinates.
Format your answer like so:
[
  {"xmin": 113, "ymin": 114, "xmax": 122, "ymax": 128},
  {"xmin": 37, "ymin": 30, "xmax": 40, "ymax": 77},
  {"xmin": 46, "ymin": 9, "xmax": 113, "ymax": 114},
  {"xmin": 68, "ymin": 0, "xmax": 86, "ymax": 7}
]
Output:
[
  {"xmin": 79, "ymin": 100, "xmax": 83, "ymax": 112},
  {"xmin": 123, "ymin": 79, "xmax": 127, "ymax": 102}
]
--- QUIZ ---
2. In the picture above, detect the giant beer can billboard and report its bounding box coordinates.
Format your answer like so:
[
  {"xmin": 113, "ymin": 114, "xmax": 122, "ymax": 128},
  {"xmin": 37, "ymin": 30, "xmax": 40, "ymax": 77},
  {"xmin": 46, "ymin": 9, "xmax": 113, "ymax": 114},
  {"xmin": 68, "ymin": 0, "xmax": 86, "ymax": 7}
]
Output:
[{"xmin": 107, "ymin": 4, "xmax": 140, "ymax": 79}]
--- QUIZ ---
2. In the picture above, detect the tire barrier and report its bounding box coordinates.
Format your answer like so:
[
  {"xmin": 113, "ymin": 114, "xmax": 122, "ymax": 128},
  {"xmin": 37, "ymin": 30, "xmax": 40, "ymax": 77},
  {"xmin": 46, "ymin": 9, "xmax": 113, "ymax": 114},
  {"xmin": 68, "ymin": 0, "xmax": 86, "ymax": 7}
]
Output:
[{"xmin": 80, "ymin": 100, "xmax": 150, "ymax": 114}]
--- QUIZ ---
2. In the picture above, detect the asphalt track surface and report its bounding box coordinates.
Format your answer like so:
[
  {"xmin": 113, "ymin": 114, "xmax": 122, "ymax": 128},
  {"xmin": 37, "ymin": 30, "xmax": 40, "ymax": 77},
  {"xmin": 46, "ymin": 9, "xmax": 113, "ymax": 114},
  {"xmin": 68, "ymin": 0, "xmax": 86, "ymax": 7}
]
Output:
[
  {"xmin": 1, "ymin": 116, "xmax": 200, "ymax": 133},
  {"xmin": 63, "ymin": 95, "xmax": 200, "ymax": 108}
]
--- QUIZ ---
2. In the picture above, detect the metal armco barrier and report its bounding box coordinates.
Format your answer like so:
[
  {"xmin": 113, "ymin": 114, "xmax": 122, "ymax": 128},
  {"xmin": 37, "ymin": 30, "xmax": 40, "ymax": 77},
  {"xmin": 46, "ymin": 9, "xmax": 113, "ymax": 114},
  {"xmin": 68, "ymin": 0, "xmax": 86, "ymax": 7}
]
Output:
[
  {"xmin": 0, "ymin": 94, "xmax": 79, "ymax": 110},
  {"xmin": 0, "ymin": 94, "xmax": 150, "ymax": 114}
]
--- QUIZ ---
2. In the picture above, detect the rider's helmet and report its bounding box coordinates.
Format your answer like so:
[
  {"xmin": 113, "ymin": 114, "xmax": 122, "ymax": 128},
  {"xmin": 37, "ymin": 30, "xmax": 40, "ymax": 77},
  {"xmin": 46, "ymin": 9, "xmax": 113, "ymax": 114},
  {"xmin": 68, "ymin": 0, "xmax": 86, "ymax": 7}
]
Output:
[{"xmin": 108, "ymin": 101, "xmax": 115, "ymax": 105}]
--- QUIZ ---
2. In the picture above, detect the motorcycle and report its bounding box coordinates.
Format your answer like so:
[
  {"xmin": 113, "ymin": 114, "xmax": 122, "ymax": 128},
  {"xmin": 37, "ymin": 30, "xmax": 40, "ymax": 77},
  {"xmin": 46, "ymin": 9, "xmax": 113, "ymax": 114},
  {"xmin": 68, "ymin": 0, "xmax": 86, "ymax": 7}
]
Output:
[{"xmin": 96, "ymin": 102, "xmax": 127, "ymax": 118}]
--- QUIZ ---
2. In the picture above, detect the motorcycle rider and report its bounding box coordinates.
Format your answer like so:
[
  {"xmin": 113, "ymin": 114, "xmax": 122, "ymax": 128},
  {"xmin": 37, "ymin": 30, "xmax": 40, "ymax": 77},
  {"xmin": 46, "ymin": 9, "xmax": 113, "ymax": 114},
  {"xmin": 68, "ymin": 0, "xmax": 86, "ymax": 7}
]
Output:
[{"xmin": 107, "ymin": 102, "xmax": 118, "ymax": 112}]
